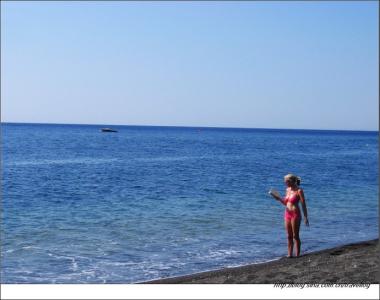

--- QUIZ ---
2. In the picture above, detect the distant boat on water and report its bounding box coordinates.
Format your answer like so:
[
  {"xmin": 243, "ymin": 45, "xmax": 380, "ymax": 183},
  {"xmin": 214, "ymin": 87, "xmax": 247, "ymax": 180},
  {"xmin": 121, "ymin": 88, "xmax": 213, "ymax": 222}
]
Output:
[{"xmin": 100, "ymin": 128, "xmax": 118, "ymax": 132}]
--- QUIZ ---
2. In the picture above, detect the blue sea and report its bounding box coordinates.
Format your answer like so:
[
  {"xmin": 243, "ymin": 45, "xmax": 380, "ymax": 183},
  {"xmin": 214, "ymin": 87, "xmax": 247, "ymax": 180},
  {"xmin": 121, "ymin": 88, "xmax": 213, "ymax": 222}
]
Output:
[{"xmin": 1, "ymin": 123, "xmax": 378, "ymax": 283}]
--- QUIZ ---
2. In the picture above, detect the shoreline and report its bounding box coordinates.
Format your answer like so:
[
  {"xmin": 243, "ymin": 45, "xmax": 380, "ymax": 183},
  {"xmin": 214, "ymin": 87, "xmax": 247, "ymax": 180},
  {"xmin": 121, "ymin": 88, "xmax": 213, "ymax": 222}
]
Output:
[{"xmin": 143, "ymin": 239, "xmax": 379, "ymax": 284}]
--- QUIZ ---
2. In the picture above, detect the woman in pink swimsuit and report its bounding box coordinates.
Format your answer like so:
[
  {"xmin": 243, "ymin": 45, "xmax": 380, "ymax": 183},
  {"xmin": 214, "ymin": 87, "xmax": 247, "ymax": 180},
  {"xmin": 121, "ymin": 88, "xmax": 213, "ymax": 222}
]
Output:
[{"xmin": 270, "ymin": 174, "xmax": 309, "ymax": 257}]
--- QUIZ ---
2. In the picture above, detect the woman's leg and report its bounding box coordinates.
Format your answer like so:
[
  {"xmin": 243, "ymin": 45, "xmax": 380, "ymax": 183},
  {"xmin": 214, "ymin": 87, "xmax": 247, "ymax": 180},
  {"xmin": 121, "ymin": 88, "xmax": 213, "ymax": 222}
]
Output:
[
  {"xmin": 285, "ymin": 220, "xmax": 293, "ymax": 257},
  {"xmin": 291, "ymin": 218, "xmax": 301, "ymax": 257}
]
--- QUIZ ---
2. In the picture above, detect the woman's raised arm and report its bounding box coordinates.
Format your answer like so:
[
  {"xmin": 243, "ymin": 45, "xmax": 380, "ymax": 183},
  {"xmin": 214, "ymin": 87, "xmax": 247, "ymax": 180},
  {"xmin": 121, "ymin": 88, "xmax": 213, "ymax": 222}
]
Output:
[{"xmin": 269, "ymin": 191, "xmax": 286, "ymax": 205}]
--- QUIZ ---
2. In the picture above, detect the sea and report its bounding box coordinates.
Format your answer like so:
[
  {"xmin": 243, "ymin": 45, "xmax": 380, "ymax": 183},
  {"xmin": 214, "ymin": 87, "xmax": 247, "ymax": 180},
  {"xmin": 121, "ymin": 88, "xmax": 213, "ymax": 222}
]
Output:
[{"xmin": 1, "ymin": 123, "xmax": 378, "ymax": 283}]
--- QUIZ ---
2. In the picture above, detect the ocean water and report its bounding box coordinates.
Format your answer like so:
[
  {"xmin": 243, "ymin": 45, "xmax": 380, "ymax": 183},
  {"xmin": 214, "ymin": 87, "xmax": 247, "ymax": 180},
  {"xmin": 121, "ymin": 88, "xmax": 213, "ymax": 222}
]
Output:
[{"xmin": 1, "ymin": 123, "xmax": 378, "ymax": 283}]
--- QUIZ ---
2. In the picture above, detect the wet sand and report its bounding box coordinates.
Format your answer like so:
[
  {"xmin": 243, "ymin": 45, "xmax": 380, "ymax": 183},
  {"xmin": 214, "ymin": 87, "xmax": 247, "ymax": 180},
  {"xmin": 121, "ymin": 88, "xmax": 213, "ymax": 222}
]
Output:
[{"xmin": 144, "ymin": 239, "xmax": 379, "ymax": 284}]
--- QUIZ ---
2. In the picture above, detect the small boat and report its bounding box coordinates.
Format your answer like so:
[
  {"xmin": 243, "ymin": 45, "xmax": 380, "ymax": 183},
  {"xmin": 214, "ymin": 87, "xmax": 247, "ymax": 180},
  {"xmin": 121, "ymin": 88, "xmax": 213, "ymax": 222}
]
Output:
[{"xmin": 100, "ymin": 128, "xmax": 118, "ymax": 132}]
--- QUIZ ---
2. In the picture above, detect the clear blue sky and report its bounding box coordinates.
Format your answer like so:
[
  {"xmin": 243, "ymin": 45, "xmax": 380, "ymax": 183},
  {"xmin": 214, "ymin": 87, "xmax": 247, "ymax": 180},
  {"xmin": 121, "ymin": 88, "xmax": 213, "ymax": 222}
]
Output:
[{"xmin": 1, "ymin": 1, "xmax": 378, "ymax": 130}]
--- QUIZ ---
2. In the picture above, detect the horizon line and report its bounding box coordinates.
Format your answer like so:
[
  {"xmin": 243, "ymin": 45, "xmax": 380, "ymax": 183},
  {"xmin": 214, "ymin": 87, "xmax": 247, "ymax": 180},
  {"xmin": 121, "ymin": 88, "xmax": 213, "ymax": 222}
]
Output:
[{"xmin": 1, "ymin": 121, "xmax": 378, "ymax": 133}]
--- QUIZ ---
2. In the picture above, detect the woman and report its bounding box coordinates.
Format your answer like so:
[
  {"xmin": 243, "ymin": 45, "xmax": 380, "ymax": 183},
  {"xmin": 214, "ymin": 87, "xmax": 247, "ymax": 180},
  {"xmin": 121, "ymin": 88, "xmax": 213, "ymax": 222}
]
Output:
[{"xmin": 270, "ymin": 174, "xmax": 309, "ymax": 257}]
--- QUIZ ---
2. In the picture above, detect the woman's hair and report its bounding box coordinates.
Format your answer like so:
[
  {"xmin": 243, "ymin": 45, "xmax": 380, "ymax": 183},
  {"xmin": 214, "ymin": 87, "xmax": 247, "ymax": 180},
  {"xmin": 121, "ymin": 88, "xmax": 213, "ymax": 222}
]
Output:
[{"xmin": 284, "ymin": 174, "xmax": 301, "ymax": 186}]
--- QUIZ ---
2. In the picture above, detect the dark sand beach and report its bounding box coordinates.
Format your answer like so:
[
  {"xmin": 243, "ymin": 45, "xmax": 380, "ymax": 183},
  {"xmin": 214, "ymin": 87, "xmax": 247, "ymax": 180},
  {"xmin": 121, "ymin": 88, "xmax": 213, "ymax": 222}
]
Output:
[{"xmin": 145, "ymin": 239, "xmax": 379, "ymax": 284}]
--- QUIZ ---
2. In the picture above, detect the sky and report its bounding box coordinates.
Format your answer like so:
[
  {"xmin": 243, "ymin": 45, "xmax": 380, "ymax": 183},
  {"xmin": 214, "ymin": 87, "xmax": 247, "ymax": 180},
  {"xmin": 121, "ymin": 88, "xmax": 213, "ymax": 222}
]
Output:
[{"xmin": 1, "ymin": 1, "xmax": 379, "ymax": 131}]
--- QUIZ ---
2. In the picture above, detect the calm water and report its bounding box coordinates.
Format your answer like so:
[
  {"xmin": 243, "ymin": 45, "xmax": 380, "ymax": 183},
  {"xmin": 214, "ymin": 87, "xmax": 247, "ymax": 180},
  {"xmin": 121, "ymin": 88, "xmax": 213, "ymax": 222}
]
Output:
[{"xmin": 1, "ymin": 123, "xmax": 378, "ymax": 283}]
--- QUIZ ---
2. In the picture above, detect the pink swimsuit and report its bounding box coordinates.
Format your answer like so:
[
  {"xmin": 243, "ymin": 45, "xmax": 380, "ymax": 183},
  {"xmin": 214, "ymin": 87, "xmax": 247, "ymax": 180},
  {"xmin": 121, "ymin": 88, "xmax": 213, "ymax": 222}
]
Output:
[{"xmin": 284, "ymin": 190, "xmax": 301, "ymax": 221}]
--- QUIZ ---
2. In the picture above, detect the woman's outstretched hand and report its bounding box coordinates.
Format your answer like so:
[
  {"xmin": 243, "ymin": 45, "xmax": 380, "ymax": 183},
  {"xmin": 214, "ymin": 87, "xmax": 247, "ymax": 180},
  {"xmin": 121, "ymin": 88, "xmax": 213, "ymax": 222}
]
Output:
[
  {"xmin": 268, "ymin": 189, "xmax": 281, "ymax": 199},
  {"xmin": 304, "ymin": 217, "xmax": 310, "ymax": 227}
]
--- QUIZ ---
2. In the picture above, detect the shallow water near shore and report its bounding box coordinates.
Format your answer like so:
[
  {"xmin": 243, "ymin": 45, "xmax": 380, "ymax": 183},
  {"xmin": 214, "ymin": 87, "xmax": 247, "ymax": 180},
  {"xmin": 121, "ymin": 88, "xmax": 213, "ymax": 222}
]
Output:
[{"xmin": 1, "ymin": 123, "xmax": 378, "ymax": 283}]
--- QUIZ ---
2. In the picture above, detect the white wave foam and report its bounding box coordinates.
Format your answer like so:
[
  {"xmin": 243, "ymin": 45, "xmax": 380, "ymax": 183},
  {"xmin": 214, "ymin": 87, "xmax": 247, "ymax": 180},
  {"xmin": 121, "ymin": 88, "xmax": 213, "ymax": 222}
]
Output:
[
  {"xmin": 21, "ymin": 246, "xmax": 41, "ymax": 250},
  {"xmin": 71, "ymin": 258, "xmax": 78, "ymax": 271},
  {"xmin": 205, "ymin": 249, "xmax": 242, "ymax": 259},
  {"xmin": 99, "ymin": 261, "xmax": 138, "ymax": 267}
]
